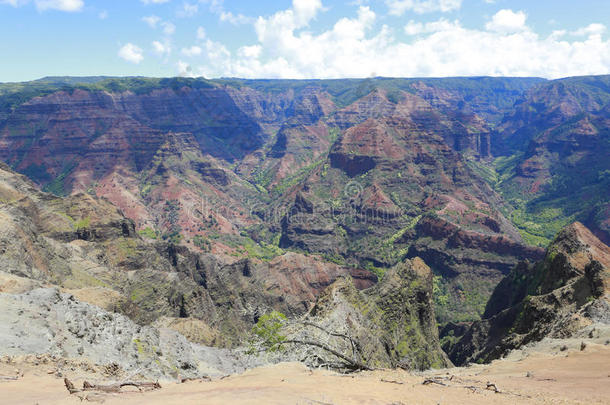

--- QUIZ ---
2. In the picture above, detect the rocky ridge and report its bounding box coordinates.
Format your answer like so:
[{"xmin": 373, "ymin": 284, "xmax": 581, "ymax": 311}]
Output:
[
  {"xmin": 0, "ymin": 74, "xmax": 608, "ymax": 330},
  {"xmin": 448, "ymin": 222, "xmax": 610, "ymax": 365}
]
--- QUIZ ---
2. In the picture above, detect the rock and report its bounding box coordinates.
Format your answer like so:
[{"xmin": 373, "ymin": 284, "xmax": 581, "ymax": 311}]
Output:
[
  {"xmin": 283, "ymin": 257, "xmax": 451, "ymax": 370},
  {"xmin": 0, "ymin": 287, "xmax": 251, "ymax": 379},
  {"xmin": 449, "ymin": 222, "xmax": 610, "ymax": 365}
]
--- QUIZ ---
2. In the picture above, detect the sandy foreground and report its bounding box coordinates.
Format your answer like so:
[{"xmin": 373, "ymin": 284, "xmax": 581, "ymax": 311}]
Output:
[{"xmin": 2, "ymin": 343, "xmax": 609, "ymax": 405}]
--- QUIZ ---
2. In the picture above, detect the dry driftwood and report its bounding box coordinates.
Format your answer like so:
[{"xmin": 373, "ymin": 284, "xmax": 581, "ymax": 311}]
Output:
[
  {"xmin": 64, "ymin": 378, "xmax": 79, "ymax": 394},
  {"xmin": 64, "ymin": 377, "xmax": 161, "ymax": 394},
  {"xmin": 83, "ymin": 380, "xmax": 161, "ymax": 392},
  {"xmin": 283, "ymin": 339, "xmax": 372, "ymax": 371},
  {"xmin": 485, "ymin": 381, "xmax": 499, "ymax": 392},
  {"xmin": 0, "ymin": 375, "xmax": 20, "ymax": 381},
  {"xmin": 422, "ymin": 378, "xmax": 447, "ymax": 386},
  {"xmin": 297, "ymin": 321, "xmax": 359, "ymax": 358},
  {"xmin": 180, "ymin": 376, "xmax": 211, "ymax": 383},
  {"xmin": 380, "ymin": 378, "xmax": 404, "ymax": 385}
]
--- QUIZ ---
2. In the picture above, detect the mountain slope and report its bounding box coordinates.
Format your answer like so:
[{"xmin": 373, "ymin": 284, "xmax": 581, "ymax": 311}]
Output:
[
  {"xmin": 448, "ymin": 222, "xmax": 610, "ymax": 365},
  {"xmin": 490, "ymin": 75, "xmax": 610, "ymax": 246},
  {"xmin": 0, "ymin": 75, "xmax": 606, "ymax": 325},
  {"xmin": 0, "ymin": 162, "xmax": 377, "ymax": 346}
]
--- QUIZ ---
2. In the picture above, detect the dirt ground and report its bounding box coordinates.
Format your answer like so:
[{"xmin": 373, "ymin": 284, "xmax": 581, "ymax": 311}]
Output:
[{"xmin": 2, "ymin": 343, "xmax": 609, "ymax": 405}]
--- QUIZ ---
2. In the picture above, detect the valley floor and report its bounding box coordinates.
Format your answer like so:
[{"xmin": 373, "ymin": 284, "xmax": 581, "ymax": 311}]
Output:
[{"xmin": 2, "ymin": 341, "xmax": 609, "ymax": 404}]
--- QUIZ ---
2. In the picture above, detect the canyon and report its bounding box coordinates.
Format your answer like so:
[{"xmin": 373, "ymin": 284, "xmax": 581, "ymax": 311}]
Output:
[{"xmin": 0, "ymin": 75, "xmax": 608, "ymax": 389}]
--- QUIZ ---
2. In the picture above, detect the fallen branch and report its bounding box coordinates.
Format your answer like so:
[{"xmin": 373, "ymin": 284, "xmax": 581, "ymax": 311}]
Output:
[
  {"xmin": 422, "ymin": 378, "xmax": 447, "ymax": 386},
  {"xmin": 283, "ymin": 339, "xmax": 371, "ymax": 371},
  {"xmin": 0, "ymin": 375, "xmax": 20, "ymax": 381},
  {"xmin": 64, "ymin": 377, "xmax": 161, "ymax": 394},
  {"xmin": 181, "ymin": 376, "xmax": 211, "ymax": 383},
  {"xmin": 380, "ymin": 378, "xmax": 403, "ymax": 385},
  {"xmin": 64, "ymin": 378, "xmax": 79, "ymax": 394},
  {"xmin": 82, "ymin": 380, "xmax": 161, "ymax": 392},
  {"xmin": 486, "ymin": 381, "xmax": 499, "ymax": 393},
  {"xmin": 297, "ymin": 321, "xmax": 359, "ymax": 359}
]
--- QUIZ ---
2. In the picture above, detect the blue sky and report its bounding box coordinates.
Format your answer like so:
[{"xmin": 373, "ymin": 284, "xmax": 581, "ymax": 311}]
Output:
[{"xmin": 1, "ymin": 0, "xmax": 609, "ymax": 82}]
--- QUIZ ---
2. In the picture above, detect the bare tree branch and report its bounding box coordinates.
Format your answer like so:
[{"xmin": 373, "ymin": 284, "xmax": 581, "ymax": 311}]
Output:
[{"xmin": 283, "ymin": 339, "xmax": 371, "ymax": 371}]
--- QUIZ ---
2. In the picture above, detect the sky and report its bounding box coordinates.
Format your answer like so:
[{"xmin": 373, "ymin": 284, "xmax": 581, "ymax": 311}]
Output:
[{"xmin": 1, "ymin": 0, "xmax": 609, "ymax": 82}]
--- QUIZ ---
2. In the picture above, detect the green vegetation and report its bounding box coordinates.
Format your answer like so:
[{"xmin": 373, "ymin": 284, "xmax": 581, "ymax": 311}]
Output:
[
  {"xmin": 271, "ymin": 159, "xmax": 324, "ymax": 195},
  {"xmin": 216, "ymin": 76, "xmax": 543, "ymax": 112},
  {"xmin": 137, "ymin": 227, "xmax": 158, "ymax": 239},
  {"xmin": 250, "ymin": 310, "xmax": 287, "ymax": 352},
  {"xmin": 0, "ymin": 76, "xmax": 216, "ymax": 113},
  {"xmin": 42, "ymin": 160, "xmax": 78, "ymax": 196},
  {"xmin": 363, "ymin": 261, "xmax": 385, "ymax": 279},
  {"xmin": 161, "ymin": 231, "xmax": 183, "ymax": 244},
  {"xmin": 193, "ymin": 234, "xmax": 211, "ymax": 251},
  {"xmin": 220, "ymin": 233, "xmax": 284, "ymax": 261},
  {"xmin": 74, "ymin": 216, "xmax": 91, "ymax": 230},
  {"xmin": 386, "ymin": 215, "xmax": 422, "ymax": 244}
]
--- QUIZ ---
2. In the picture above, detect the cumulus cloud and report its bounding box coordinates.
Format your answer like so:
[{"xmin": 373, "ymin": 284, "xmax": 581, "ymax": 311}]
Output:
[
  {"xmin": 1, "ymin": 0, "xmax": 83, "ymax": 11},
  {"xmin": 181, "ymin": 45, "xmax": 202, "ymax": 56},
  {"xmin": 162, "ymin": 21, "xmax": 176, "ymax": 35},
  {"xmin": 185, "ymin": 4, "xmax": 610, "ymax": 80},
  {"xmin": 386, "ymin": 0, "xmax": 462, "ymax": 15},
  {"xmin": 219, "ymin": 10, "xmax": 252, "ymax": 25},
  {"xmin": 485, "ymin": 9, "xmax": 527, "ymax": 33},
  {"xmin": 152, "ymin": 40, "xmax": 171, "ymax": 57},
  {"xmin": 118, "ymin": 43, "xmax": 144, "ymax": 64},
  {"xmin": 200, "ymin": 0, "xmax": 255, "ymax": 25},
  {"xmin": 35, "ymin": 0, "xmax": 82, "ymax": 11},
  {"xmin": 142, "ymin": 15, "xmax": 161, "ymax": 27},
  {"xmin": 572, "ymin": 23, "xmax": 606, "ymax": 37},
  {"xmin": 404, "ymin": 18, "xmax": 458, "ymax": 35},
  {"xmin": 177, "ymin": 60, "xmax": 193, "ymax": 76},
  {"xmin": 178, "ymin": 2, "xmax": 198, "ymax": 17},
  {"xmin": 196, "ymin": 26, "xmax": 206, "ymax": 40}
]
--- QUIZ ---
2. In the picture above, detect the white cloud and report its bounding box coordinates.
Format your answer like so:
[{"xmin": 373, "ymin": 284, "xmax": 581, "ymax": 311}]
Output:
[
  {"xmin": 178, "ymin": 2, "xmax": 198, "ymax": 17},
  {"xmin": 292, "ymin": 0, "xmax": 323, "ymax": 26},
  {"xmin": 238, "ymin": 45, "xmax": 262, "ymax": 59},
  {"xmin": 572, "ymin": 23, "xmax": 606, "ymax": 37},
  {"xmin": 162, "ymin": 21, "xmax": 176, "ymax": 35},
  {"xmin": 219, "ymin": 10, "xmax": 252, "ymax": 25},
  {"xmin": 98, "ymin": 10, "xmax": 107, "ymax": 19},
  {"xmin": 152, "ymin": 40, "xmax": 171, "ymax": 57},
  {"xmin": 118, "ymin": 43, "xmax": 144, "ymax": 64},
  {"xmin": 485, "ymin": 9, "xmax": 527, "ymax": 33},
  {"xmin": 142, "ymin": 15, "xmax": 161, "ymax": 28},
  {"xmin": 254, "ymin": 0, "xmax": 324, "ymax": 46},
  {"xmin": 141, "ymin": 0, "xmax": 170, "ymax": 4},
  {"xmin": 177, "ymin": 60, "xmax": 194, "ymax": 77},
  {"xmin": 181, "ymin": 45, "xmax": 202, "ymax": 56},
  {"xmin": 184, "ymin": 5, "xmax": 610, "ymax": 80},
  {"xmin": 197, "ymin": 26, "xmax": 206, "ymax": 40},
  {"xmin": 386, "ymin": 0, "xmax": 462, "ymax": 15},
  {"xmin": 36, "ymin": 0, "xmax": 83, "ymax": 11},
  {"xmin": 199, "ymin": 0, "xmax": 260, "ymax": 25},
  {"xmin": 2, "ymin": 0, "xmax": 84, "ymax": 11},
  {"xmin": 142, "ymin": 15, "xmax": 175, "ymax": 36},
  {"xmin": 404, "ymin": 18, "xmax": 458, "ymax": 35}
]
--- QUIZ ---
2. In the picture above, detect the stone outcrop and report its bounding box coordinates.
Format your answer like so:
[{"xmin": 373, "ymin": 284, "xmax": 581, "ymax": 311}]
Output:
[
  {"xmin": 448, "ymin": 222, "xmax": 610, "ymax": 365},
  {"xmin": 0, "ymin": 75, "xmax": 608, "ymax": 328},
  {"xmin": 286, "ymin": 257, "xmax": 451, "ymax": 370},
  {"xmin": 0, "ymin": 163, "xmax": 377, "ymax": 347}
]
